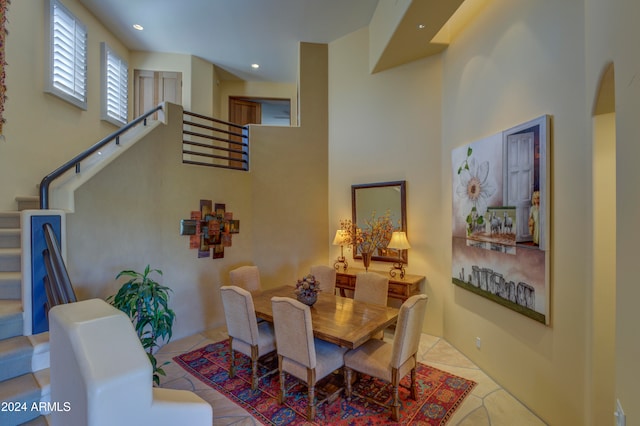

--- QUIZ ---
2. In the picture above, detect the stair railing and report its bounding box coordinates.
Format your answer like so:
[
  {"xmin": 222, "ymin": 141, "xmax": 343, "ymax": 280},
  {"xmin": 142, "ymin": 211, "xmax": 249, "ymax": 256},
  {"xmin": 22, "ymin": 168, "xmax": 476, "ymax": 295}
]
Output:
[
  {"xmin": 42, "ymin": 222, "xmax": 76, "ymax": 312},
  {"xmin": 39, "ymin": 105, "xmax": 163, "ymax": 209},
  {"xmin": 182, "ymin": 110, "xmax": 249, "ymax": 171}
]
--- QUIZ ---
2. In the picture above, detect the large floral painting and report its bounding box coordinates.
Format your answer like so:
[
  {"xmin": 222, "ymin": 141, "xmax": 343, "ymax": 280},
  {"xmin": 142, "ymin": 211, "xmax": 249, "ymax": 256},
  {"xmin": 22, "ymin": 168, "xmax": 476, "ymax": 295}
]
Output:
[{"xmin": 451, "ymin": 115, "xmax": 550, "ymax": 324}]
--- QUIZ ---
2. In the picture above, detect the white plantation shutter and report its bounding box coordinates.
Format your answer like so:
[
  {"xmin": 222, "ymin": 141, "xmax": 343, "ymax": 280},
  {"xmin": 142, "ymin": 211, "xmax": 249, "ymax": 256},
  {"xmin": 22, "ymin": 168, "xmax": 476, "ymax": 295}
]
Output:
[
  {"xmin": 101, "ymin": 43, "xmax": 128, "ymax": 126},
  {"xmin": 47, "ymin": 0, "xmax": 88, "ymax": 109}
]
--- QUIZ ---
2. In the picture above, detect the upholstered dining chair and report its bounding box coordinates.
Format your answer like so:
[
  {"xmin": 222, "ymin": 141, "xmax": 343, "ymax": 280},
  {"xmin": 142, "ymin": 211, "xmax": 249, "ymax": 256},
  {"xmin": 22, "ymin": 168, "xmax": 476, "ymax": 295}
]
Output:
[
  {"xmin": 343, "ymin": 294, "xmax": 428, "ymax": 421},
  {"xmin": 353, "ymin": 272, "xmax": 389, "ymax": 306},
  {"xmin": 310, "ymin": 264, "xmax": 337, "ymax": 296},
  {"xmin": 354, "ymin": 272, "xmax": 389, "ymax": 339},
  {"xmin": 220, "ymin": 286, "xmax": 277, "ymax": 390},
  {"xmin": 229, "ymin": 265, "xmax": 261, "ymax": 293},
  {"xmin": 271, "ymin": 296, "xmax": 347, "ymax": 421}
]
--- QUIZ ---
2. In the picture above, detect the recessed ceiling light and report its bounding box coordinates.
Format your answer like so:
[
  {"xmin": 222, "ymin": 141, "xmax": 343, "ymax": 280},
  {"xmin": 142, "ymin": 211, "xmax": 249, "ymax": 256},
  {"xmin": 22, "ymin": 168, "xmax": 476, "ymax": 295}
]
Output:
[
  {"xmin": 417, "ymin": 24, "xmax": 426, "ymax": 30},
  {"xmin": 251, "ymin": 63, "xmax": 260, "ymax": 69},
  {"xmin": 133, "ymin": 24, "xmax": 144, "ymax": 31}
]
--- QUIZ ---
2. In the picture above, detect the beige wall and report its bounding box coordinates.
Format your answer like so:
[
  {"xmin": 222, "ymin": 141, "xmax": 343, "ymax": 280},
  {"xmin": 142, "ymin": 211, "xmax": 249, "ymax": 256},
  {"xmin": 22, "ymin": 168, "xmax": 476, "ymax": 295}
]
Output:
[
  {"xmin": 191, "ymin": 56, "xmax": 216, "ymax": 117},
  {"xmin": 440, "ymin": 1, "xmax": 590, "ymax": 424},
  {"xmin": 328, "ymin": 27, "xmax": 444, "ymax": 331},
  {"xmin": 130, "ymin": 52, "xmax": 221, "ymax": 117},
  {"xmin": 130, "ymin": 52, "xmax": 191, "ymax": 112},
  {"xmin": 2, "ymin": 0, "xmax": 328, "ymax": 341},
  {"xmin": 249, "ymin": 43, "xmax": 328, "ymax": 287},
  {"xmin": 328, "ymin": 0, "xmax": 620, "ymax": 424},
  {"xmin": 367, "ymin": 0, "xmax": 410, "ymax": 73},
  {"xmin": 585, "ymin": 0, "xmax": 640, "ymax": 424},
  {"xmin": 219, "ymin": 81, "xmax": 298, "ymax": 126},
  {"xmin": 7, "ymin": 0, "xmax": 640, "ymax": 423},
  {"xmin": 65, "ymin": 43, "xmax": 329, "ymax": 339},
  {"xmin": 66, "ymin": 103, "xmax": 254, "ymax": 340},
  {"xmin": 592, "ymin": 112, "xmax": 615, "ymax": 425},
  {"xmin": 0, "ymin": 0, "xmax": 131, "ymax": 210}
]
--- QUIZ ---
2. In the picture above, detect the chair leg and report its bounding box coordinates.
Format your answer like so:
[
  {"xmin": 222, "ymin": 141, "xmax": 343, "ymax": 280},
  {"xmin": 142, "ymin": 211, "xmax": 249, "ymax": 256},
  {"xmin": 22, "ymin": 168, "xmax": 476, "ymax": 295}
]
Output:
[
  {"xmin": 307, "ymin": 368, "xmax": 317, "ymax": 421},
  {"xmin": 278, "ymin": 355, "xmax": 285, "ymax": 404},
  {"xmin": 250, "ymin": 345, "xmax": 259, "ymax": 390},
  {"xmin": 410, "ymin": 366, "xmax": 417, "ymax": 400},
  {"xmin": 228, "ymin": 337, "xmax": 236, "ymax": 378},
  {"xmin": 391, "ymin": 368, "xmax": 400, "ymax": 421}
]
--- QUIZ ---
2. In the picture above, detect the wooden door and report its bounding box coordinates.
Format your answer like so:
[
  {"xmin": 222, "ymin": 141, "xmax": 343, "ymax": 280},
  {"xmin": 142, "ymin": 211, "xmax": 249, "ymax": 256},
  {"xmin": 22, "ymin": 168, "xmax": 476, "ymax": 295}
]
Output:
[
  {"xmin": 505, "ymin": 132, "xmax": 534, "ymax": 241},
  {"xmin": 133, "ymin": 70, "xmax": 182, "ymax": 119},
  {"xmin": 228, "ymin": 98, "xmax": 261, "ymax": 168},
  {"xmin": 229, "ymin": 98, "xmax": 261, "ymax": 126}
]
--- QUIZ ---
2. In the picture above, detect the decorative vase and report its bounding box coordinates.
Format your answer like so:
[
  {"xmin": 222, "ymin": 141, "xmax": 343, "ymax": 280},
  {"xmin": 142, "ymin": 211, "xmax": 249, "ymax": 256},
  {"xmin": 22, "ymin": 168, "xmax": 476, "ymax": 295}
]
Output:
[
  {"xmin": 362, "ymin": 251, "xmax": 372, "ymax": 272},
  {"xmin": 297, "ymin": 292, "xmax": 318, "ymax": 307}
]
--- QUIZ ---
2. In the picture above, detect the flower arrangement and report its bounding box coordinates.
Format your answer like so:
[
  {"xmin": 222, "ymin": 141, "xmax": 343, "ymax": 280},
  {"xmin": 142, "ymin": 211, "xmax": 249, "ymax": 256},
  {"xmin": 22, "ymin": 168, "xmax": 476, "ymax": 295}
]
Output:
[
  {"xmin": 294, "ymin": 274, "xmax": 320, "ymax": 306},
  {"xmin": 339, "ymin": 210, "xmax": 395, "ymax": 255}
]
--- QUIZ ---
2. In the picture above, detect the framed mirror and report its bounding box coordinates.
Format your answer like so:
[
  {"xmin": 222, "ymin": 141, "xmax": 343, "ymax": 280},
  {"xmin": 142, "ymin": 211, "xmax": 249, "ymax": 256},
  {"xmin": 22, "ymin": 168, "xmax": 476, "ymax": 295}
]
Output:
[{"xmin": 351, "ymin": 180, "xmax": 407, "ymax": 264}]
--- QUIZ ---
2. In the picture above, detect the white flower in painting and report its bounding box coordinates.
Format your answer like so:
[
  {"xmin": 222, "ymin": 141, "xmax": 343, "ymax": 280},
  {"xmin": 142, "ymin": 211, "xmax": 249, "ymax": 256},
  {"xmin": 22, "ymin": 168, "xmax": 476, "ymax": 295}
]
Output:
[{"xmin": 456, "ymin": 157, "xmax": 496, "ymax": 216}]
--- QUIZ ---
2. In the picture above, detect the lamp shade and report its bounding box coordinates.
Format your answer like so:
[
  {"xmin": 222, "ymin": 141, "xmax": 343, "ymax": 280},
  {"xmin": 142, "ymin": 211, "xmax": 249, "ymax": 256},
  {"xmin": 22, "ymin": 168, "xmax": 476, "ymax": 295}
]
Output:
[
  {"xmin": 387, "ymin": 231, "xmax": 411, "ymax": 250},
  {"xmin": 332, "ymin": 230, "xmax": 347, "ymax": 245}
]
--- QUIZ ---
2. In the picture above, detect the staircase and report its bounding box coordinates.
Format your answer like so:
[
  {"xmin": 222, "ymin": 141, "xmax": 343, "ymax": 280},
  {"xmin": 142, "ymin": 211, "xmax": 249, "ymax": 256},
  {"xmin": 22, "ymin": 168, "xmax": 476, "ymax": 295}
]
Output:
[{"xmin": 0, "ymin": 197, "xmax": 51, "ymax": 426}]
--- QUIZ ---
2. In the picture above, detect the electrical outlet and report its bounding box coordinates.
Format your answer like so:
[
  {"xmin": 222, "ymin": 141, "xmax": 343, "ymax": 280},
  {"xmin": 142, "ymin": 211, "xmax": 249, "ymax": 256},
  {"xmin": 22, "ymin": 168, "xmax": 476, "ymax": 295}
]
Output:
[
  {"xmin": 615, "ymin": 399, "xmax": 626, "ymax": 426},
  {"xmin": 475, "ymin": 337, "xmax": 481, "ymax": 349}
]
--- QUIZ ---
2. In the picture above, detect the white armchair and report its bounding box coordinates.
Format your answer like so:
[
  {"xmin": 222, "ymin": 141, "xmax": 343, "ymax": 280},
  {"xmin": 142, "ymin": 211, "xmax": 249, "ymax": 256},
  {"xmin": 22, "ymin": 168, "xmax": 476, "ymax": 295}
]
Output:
[{"xmin": 49, "ymin": 298, "xmax": 212, "ymax": 426}]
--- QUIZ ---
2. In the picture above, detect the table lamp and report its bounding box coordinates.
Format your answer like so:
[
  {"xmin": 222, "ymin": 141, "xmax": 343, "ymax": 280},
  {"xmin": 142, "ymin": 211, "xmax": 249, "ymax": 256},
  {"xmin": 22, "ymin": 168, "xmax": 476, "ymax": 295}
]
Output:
[
  {"xmin": 332, "ymin": 230, "xmax": 348, "ymax": 271},
  {"xmin": 387, "ymin": 231, "xmax": 410, "ymax": 278}
]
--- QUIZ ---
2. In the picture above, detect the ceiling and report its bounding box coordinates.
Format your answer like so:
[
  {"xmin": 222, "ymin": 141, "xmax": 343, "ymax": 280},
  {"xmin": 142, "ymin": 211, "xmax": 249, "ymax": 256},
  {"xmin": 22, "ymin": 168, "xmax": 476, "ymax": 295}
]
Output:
[
  {"xmin": 80, "ymin": 0, "xmax": 487, "ymax": 83},
  {"xmin": 80, "ymin": 0, "xmax": 380, "ymax": 83}
]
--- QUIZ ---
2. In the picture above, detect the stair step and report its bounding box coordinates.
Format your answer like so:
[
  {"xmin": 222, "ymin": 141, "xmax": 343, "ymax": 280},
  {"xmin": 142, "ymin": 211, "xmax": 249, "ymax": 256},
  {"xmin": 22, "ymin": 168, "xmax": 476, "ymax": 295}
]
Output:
[
  {"xmin": 0, "ymin": 371, "xmax": 49, "ymax": 426},
  {"xmin": 0, "ymin": 212, "xmax": 20, "ymax": 229},
  {"xmin": 0, "ymin": 271, "xmax": 21, "ymax": 299},
  {"xmin": 0, "ymin": 300, "xmax": 23, "ymax": 340},
  {"xmin": 0, "ymin": 336, "xmax": 33, "ymax": 382},
  {"xmin": 0, "ymin": 248, "xmax": 21, "ymax": 272},
  {"xmin": 0, "ymin": 228, "xmax": 21, "ymax": 249},
  {"xmin": 0, "ymin": 334, "xmax": 49, "ymax": 382},
  {"xmin": 22, "ymin": 415, "xmax": 50, "ymax": 425},
  {"xmin": 16, "ymin": 196, "xmax": 40, "ymax": 211}
]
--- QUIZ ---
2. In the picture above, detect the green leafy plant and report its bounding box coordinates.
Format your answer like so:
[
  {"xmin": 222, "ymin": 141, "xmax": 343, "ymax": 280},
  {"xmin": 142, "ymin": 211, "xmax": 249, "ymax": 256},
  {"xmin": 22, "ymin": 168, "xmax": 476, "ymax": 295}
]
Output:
[{"xmin": 107, "ymin": 265, "xmax": 176, "ymax": 386}]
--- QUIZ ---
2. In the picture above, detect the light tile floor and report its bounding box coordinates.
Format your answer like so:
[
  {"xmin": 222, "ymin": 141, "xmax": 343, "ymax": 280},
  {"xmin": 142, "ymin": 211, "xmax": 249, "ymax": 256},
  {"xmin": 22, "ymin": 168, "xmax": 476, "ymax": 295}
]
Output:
[{"xmin": 156, "ymin": 326, "xmax": 547, "ymax": 425}]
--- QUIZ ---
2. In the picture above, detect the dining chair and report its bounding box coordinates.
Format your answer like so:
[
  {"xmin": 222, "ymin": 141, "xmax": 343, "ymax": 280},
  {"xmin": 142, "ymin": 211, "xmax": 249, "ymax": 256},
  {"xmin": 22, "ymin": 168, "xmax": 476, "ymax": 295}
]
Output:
[
  {"xmin": 271, "ymin": 296, "xmax": 347, "ymax": 421},
  {"xmin": 229, "ymin": 265, "xmax": 261, "ymax": 293},
  {"xmin": 343, "ymin": 294, "xmax": 428, "ymax": 421},
  {"xmin": 220, "ymin": 285, "xmax": 277, "ymax": 390},
  {"xmin": 354, "ymin": 272, "xmax": 389, "ymax": 339},
  {"xmin": 310, "ymin": 264, "xmax": 337, "ymax": 296},
  {"xmin": 354, "ymin": 272, "xmax": 389, "ymax": 306}
]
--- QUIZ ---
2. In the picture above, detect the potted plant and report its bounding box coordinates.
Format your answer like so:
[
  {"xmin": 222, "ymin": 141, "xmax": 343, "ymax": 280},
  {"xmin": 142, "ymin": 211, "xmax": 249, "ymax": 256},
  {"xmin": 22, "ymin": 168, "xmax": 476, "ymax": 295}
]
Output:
[{"xmin": 107, "ymin": 265, "xmax": 176, "ymax": 386}]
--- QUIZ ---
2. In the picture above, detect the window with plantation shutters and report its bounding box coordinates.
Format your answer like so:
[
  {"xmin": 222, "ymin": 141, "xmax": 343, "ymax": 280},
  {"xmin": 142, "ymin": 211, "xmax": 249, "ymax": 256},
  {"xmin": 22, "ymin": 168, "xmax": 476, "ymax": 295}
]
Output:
[
  {"xmin": 46, "ymin": 0, "xmax": 88, "ymax": 110},
  {"xmin": 101, "ymin": 43, "xmax": 129, "ymax": 126}
]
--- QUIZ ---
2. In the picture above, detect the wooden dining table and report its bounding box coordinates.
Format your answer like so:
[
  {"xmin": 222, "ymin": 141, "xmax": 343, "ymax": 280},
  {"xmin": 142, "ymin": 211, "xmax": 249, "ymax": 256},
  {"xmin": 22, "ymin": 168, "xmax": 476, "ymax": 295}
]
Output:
[{"xmin": 251, "ymin": 286, "xmax": 399, "ymax": 350}]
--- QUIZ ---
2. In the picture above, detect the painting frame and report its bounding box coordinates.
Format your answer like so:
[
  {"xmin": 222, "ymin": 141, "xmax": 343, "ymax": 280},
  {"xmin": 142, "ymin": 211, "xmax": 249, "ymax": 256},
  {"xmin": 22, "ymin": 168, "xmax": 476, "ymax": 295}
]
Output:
[{"xmin": 451, "ymin": 115, "xmax": 550, "ymax": 324}]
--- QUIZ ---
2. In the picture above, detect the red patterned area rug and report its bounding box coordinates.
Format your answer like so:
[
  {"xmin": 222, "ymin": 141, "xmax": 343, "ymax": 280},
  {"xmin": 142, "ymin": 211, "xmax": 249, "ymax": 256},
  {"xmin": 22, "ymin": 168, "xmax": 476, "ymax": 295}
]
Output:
[{"xmin": 174, "ymin": 340, "xmax": 476, "ymax": 425}]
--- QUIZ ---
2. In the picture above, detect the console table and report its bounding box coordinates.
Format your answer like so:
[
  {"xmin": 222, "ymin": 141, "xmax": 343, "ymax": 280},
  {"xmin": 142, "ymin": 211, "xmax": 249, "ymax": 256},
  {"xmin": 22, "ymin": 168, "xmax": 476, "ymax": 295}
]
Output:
[{"xmin": 335, "ymin": 267, "xmax": 424, "ymax": 302}]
